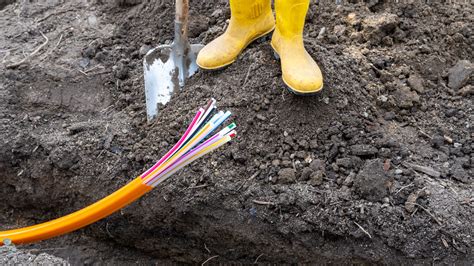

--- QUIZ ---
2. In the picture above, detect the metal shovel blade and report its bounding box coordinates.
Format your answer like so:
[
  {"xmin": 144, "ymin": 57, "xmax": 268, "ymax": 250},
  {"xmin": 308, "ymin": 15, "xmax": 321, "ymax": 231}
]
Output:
[{"xmin": 143, "ymin": 43, "xmax": 203, "ymax": 121}]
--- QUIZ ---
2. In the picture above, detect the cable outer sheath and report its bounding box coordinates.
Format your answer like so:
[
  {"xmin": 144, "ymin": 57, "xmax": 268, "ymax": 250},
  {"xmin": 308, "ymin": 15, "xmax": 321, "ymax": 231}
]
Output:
[
  {"xmin": 0, "ymin": 178, "xmax": 151, "ymax": 245},
  {"xmin": 0, "ymin": 100, "xmax": 233, "ymax": 245}
]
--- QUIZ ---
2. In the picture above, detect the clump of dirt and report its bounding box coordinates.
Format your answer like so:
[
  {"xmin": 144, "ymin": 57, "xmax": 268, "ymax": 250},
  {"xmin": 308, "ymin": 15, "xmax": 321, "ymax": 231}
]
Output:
[
  {"xmin": 1, "ymin": 241, "xmax": 68, "ymax": 265},
  {"xmin": 0, "ymin": 0, "xmax": 472, "ymax": 264}
]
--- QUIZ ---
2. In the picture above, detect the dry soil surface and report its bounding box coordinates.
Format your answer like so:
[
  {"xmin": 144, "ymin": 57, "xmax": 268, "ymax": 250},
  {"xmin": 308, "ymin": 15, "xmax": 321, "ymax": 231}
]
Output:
[{"xmin": 0, "ymin": 0, "xmax": 473, "ymax": 264}]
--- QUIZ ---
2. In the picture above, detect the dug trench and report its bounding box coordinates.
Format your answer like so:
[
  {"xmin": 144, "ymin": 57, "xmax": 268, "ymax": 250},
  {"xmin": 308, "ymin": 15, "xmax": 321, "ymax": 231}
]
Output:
[{"xmin": 0, "ymin": 0, "xmax": 472, "ymax": 264}]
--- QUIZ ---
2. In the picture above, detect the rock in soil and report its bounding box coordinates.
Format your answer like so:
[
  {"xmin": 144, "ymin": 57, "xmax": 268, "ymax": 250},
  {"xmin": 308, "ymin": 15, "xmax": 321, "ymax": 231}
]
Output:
[
  {"xmin": 393, "ymin": 86, "xmax": 420, "ymax": 109},
  {"xmin": 448, "ymin": 60, "xmax": 473, "ymax": 90},
  {"xmin": 407, "ymin": 74, "xmax": 424, "ymax": 93},
  {"xmin": 350, "ymin": 144, "xmax": 378, "ymax": 157},
  {"xmin": 277, "ymin": 168, "xmax": 296, "ymax": 184},
  {"xmin": 309, "ymin": 170, "xmax": 324, "ymax": 186},
  {"xmin": 0, "ymin": 245, "xmax": 68, "ymax": 265},
  {"xmin": 354, "ymin": 159, "xmax": 389, "ymax": 202}
]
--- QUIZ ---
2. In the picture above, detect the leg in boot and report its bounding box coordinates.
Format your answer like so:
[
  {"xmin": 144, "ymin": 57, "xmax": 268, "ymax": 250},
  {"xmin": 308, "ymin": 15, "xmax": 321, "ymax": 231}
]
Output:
[
  {"xmin": 272, "ymin": 0, "xmax": 323, "ymax": 94},
  {"xmin": 197, "ymin": 0, "xmax": 275, "ymax": 70}
]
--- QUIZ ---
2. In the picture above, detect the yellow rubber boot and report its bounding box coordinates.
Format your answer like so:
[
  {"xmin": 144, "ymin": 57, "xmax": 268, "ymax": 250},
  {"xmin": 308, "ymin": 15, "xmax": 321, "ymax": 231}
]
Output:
[
  {"xmin": 197, "ymin": 0, "xmax": 275, "ymax": 69},
  {"xmin": 271, "ymin": 0, "xmax": 323, "ymax": 94}
]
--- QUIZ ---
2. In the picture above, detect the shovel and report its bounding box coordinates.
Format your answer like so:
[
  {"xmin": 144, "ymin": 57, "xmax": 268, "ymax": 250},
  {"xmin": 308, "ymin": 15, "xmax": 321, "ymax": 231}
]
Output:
[{"xmin": 143, "ymin": 0, "xmax": 203, "ymax": 121}]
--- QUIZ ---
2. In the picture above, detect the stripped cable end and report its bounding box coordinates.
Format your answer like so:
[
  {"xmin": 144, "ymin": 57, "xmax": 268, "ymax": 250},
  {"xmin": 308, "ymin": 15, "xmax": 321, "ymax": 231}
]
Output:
[{"xmin": 141, "ymin": 99, "xmax": 236, "ymax": 186}]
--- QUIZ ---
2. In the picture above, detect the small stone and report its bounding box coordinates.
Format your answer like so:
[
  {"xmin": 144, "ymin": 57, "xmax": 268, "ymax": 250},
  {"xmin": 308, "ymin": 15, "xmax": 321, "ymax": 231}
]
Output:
[
  {"xmin": 354, "ymin": 159, "xmax": 388, "ymax": 202},
  {"xmin": 448, "ymin": 60, "xmax": 473, "ymax": 90},
  {"xmin": 405, "ymin": 189, "xmax": 425, "ymax": 213},
  {"xmin": 362, "ymin": 13, "xmax": 399, "ymax": 33},
  {"xmin": 139, "ymin": 44, "xmax": 152, "ymax": 56},
  {"xmin": 277, "ymin": 168, "xmax": 296, "ymax": 184},
  {"xmin": 346, "ymin": 13, "xmax": 359, "ymax": 26},
  {"xmin": 309, "ymin": 170, "xmax": 324, "ymax": 186},
  {"xmin": 350, "ymin": 144, "xmax": 378, "ymax": 156},
  {"xmin": 333, "ymin": 25, "xmax": 346, "ymax": 37},
  {"xmin": 431, "ymin": 134, "xmax": 445, "ymax": 148},
  {"xmin": 377, "ymin": 95, "xmax": 388, "ymax": 102},
  {"xmin": 393, "ymin": 86, "xmax": 420, "ymax": 109},
  {"xmin": 336, "ymin": 156, "xmax": 362, "ymax": 169},
  {"xmin": 451, "ymin": 160, "xmax": 471, "ymax": 183},
  {"xmin": 256, "ymin": 114, "xmax": 266, "ymax": 121},
  {"xmin": 407, "ymin": 74, "xmax": 424, "ymax": 93},
  {"xmin": 362, "ymin": 13, "xmax": 399, "ymax": 45},
  {"xmin": 394, "ymin": 169, "xmax": 403, "ymax": 175},
  {"xmin": 316, "ymin": 27, "xmax": 326, "ymax": 39},
  {"xmin": 309, "ymin": 159, "xmax": 325, "ymax": 171},
  {"xmin": 211, "ymin": 8, "xmax": 223, "ymax": 18},
  {"xmin": 343, "ymin": 172, "xmax": 355, "ymax": 186},
  {"xmin": 294, "ymin": 160, "xmax": 303, "ymax": 169}
]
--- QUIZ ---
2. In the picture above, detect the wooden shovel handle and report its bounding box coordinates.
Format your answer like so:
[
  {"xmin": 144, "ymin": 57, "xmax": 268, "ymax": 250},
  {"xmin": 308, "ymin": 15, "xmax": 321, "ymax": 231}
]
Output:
[{"xmin": 175, "ymin": 0, "xmax": 189, "ymax": 25}]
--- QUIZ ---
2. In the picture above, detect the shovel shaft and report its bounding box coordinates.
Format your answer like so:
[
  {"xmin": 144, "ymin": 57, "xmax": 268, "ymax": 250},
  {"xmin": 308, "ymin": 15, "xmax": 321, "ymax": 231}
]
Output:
[
  {"xmin": 173, "ymin": 0, "xmax": 191, "ymax": 86},
  {"xmin": 175, "ymin": 0, "xmax": 189, "ymax": 40}
]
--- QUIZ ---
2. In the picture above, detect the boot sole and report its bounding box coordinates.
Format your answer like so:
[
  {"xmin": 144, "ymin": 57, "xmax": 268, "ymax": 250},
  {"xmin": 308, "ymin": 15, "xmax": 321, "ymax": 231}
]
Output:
[
  {"xmin": 271, "ymin": 44, "xmax": 324, "ymax": 96},
  {"xmin": 198, "ymin": 26, "xmax": 276, "ymax": 70}
]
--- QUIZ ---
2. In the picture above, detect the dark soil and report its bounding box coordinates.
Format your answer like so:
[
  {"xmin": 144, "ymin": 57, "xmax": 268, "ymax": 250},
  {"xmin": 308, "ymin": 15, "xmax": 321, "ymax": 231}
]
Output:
[{"xmin": 1, "ymin": 0, "xmax": 472, "ymax": 264}]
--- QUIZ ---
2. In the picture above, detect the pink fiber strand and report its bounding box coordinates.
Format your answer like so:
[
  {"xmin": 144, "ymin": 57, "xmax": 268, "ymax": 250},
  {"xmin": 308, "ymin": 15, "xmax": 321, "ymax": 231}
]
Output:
[
  {"xmin": 140, "ymin": 110, "xmax": 203, "ymax": 179},
  {"xmin": 146, "ymin": 133, "xmax": 221, "ymax": 184}
]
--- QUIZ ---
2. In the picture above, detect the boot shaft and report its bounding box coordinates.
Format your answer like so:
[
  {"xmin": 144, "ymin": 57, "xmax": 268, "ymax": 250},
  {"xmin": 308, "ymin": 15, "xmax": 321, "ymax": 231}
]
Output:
[
  {"xmin": 274, "ymin": 0, "xmax": 310, "ymax": 37},
  {"xmin": 196, "ymin": 0, "xmax": 275, "ymax": 69},
  {"xmin": 230, "ymin": 0, "xmax": 272, "ymax": 22}
]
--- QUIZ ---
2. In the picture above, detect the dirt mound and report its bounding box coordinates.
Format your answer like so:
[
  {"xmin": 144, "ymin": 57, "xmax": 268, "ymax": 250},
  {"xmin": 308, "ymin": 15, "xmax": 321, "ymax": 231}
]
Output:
[
  {"xmin": 0, "ymin": 0, "xmax": 472, "ymax": 264},
  {"xmin": 1, "ymin": 244, "xmax": 68, "ymax": 265}
]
